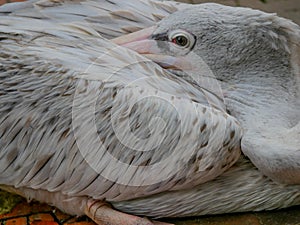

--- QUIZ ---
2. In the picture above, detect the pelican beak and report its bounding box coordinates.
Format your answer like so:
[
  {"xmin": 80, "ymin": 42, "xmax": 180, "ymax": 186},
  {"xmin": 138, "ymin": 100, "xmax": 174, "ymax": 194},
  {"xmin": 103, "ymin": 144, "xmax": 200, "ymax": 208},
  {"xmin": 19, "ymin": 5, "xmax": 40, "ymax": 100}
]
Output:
[
  {"xmin": 112, "ymin": 26, "xmax": 193, "ymax": 70},
  {"xmin": 112, "ymin": 26, "xmax": 157, "ymax": 50}
]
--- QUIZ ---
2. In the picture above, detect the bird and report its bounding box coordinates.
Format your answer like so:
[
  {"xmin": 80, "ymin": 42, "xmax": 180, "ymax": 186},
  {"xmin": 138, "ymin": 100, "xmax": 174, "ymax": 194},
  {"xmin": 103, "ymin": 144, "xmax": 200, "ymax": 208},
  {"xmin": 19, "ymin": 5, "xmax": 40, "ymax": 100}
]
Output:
[{"xmin": 0, "ymin": 0, "xmax": 299, "ymax": 225}]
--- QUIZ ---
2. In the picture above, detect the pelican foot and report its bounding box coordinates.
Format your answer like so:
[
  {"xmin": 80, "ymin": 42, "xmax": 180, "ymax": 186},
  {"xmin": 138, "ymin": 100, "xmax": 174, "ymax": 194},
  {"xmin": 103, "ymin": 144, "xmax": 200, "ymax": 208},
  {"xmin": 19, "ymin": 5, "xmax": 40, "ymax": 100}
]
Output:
[{"xmin": 85, "ymin": 198, "xmax": 173, "ymax": 225}]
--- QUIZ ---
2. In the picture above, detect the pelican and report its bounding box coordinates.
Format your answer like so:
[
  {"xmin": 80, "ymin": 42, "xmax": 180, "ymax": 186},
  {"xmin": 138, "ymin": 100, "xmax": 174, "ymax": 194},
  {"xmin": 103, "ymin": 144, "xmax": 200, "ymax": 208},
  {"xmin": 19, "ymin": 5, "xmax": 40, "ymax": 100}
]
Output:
[{"xmin": 0, "ymin": 0, "xmax": 299, "ymax": 225}]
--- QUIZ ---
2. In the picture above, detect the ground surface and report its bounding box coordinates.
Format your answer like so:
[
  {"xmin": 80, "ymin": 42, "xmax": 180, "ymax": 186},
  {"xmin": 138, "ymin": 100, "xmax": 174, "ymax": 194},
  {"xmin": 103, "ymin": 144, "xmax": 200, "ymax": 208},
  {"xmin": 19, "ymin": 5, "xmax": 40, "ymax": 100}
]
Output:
[
  {"xmin": 1, "ymin": 191, "xmax": 300, "ymax": 225},
  {"xmin": 0, "ymin": 0, "xmax": 300, "ymax": 224}
]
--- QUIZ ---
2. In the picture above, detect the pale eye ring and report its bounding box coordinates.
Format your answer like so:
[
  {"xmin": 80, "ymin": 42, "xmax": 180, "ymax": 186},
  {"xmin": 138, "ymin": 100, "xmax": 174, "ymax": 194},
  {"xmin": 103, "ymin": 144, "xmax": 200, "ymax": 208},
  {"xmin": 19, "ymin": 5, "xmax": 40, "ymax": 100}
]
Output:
[{"xmin": 169, "ymin": 30, "xmax": 195, "ymax": 49}]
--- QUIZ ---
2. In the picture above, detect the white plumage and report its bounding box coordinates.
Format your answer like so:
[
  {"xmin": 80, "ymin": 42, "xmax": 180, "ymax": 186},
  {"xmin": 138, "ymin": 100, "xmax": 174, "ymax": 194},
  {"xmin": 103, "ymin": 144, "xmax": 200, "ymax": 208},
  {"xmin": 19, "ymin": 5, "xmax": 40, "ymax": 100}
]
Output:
[{"xmin": 0, "ymin": 0, "xmax": 299, "ymax": 224}]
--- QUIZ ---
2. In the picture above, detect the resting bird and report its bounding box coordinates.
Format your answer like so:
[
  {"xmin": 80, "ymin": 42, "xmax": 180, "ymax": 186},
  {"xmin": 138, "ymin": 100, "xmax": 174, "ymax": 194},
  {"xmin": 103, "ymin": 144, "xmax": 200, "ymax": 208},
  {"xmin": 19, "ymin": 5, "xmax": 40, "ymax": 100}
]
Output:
[{"xmin": 0, "ymin": 0, "xmax": 299, "ymax": 224}]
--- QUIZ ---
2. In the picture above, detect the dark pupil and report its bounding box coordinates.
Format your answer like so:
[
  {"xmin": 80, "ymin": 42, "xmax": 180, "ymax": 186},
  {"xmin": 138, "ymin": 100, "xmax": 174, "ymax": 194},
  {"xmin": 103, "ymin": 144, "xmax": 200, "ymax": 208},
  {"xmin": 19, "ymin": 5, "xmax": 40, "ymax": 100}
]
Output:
[{"xmin": 175, "ymin": 36, "xmax": 188, "ymax": 46}]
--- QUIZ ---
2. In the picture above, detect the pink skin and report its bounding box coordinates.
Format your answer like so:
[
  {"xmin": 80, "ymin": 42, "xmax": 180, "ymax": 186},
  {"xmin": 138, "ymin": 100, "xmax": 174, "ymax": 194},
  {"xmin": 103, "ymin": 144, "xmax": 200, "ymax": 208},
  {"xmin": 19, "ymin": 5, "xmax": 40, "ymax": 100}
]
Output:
[
  {"xmin": 85, "ymin": 199, "xmax": 173, "ymax": 225},
  {"xmin": 112, "ymin": 26, "xmax": 194, "ymax": 71}
]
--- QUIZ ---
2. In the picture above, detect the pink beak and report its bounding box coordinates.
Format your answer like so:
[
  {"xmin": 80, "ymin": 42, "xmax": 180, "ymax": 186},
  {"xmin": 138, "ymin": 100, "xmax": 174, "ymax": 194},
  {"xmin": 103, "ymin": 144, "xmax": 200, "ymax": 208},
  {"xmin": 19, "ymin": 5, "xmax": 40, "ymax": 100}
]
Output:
[{"xmin": 112, "ymin": 26, "xmax": 193, "ymax": 70}]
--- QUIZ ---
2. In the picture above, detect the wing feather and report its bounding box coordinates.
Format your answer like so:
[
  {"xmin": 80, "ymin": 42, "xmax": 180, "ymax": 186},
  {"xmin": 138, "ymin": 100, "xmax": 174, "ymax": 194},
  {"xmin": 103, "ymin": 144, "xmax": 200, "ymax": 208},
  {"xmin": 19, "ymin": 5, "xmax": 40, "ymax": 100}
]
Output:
[{"xmin": 0, "ymin": 0, "xmax": 189, "ymax": 38}]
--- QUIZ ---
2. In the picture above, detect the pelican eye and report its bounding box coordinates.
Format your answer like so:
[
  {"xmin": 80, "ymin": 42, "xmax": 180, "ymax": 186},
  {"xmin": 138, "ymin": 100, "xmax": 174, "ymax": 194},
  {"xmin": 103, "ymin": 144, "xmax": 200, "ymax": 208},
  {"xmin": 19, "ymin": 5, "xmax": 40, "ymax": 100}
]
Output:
[
  {"xmin": 172, "ymin": 35, "xmax": 189, "ymax": 46},
  {"xmin": 169, "ymin": 30, "xmax": 195, "ymax": 49}
]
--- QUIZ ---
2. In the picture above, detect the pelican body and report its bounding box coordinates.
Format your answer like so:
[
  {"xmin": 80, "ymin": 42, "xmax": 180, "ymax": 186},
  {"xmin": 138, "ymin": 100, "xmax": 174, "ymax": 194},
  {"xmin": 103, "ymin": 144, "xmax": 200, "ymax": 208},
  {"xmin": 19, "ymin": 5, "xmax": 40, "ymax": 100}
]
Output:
[{"xmin": 0, "ymin": 0, "xmax": 299, "ymax": 224}]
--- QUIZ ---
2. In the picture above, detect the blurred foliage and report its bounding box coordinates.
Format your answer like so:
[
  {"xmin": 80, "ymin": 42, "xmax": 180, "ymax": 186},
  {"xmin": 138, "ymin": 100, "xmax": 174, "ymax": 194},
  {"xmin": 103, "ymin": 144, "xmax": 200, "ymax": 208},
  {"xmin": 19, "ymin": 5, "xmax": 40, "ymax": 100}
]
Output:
[{"xmin": 0, "ymin": 190, "xmax": 22, "ymax": 214}]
